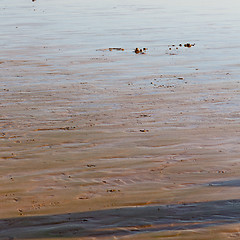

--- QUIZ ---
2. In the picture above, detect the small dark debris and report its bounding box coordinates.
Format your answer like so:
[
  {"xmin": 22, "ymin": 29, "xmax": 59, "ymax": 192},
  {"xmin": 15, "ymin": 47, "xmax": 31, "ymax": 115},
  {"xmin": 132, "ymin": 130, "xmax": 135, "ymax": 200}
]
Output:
[
  {"xmin": 87, "ymin": 164, "xmax": 96, "ymax": 168},
  {"xmin": 184, "ymin": 43, "xmax": 195, "ymax": 48},
  {"xmin": 78, "ymin": 197, "xmax": 89, "ymax": 200},
  {"xmin": 134, "ymin": 47, "xmax": 148, "ymax": 54},
  {"xmin": 107, "ymin": 189, "xmax": 120, "ymax": 193},
  {"xmin": 135, "ymin": 48, "xmax": 140, "ymax": 54},
  {"xmin": 140, "ymin": 129, "xmax": 149, "ymax": 132},
  {"xmin": 109, "ymin": 48, "xmax": 124, "ymax": 51}
]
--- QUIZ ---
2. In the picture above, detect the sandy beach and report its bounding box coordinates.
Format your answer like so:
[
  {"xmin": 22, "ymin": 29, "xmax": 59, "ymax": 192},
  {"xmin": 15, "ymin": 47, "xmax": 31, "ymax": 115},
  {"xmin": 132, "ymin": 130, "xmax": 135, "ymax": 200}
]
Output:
[{"xmin": 1, "ymin": 0, "xmax": 240, "ymax": 239}]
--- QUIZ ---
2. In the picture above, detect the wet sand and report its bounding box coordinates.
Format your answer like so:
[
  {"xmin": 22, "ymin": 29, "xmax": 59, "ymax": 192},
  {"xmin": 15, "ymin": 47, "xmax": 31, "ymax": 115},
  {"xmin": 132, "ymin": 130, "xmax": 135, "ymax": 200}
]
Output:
[
  {"xmin": 1, "ymin": 76, "xmax": 240, "ymax": 239},
  {"xmin": 1, "ymin": 0, "xmax": 240, "ymax": 239}
]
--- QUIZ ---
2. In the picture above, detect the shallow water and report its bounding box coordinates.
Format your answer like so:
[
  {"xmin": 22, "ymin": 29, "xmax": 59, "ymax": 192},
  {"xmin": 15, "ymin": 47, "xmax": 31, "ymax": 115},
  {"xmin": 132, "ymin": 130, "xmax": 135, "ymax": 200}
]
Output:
[{"xmin": 1, "ymin": 0, "xmax": 240, "ymax": 87}]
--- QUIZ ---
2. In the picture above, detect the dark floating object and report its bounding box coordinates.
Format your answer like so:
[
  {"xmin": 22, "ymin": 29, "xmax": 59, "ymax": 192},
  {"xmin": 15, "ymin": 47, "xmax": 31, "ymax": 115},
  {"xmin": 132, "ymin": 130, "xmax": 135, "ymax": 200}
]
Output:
[
  {"xmin": 184, "ymin": 43, "xmax": 195, "ymax": 48},
  {"xmin": 32, "ymin": 0, "xmax": 36, "ymax": 2},
  {"xmin": 135, "ymin": 48, "xmax": 140, "ymax": 54},
  {"xmin": 169, "ymin": 43, "xmax": 195, "ymax": 50},
  {"xmin": 184, "ymin": 43, "xmax": 192, "ymax": 48},
  {"xmin": 134, "ymin": 47, "xmax": 148, "ymax": 54},
  {"xmin": 109, "ymin": 48, "xmax": 124, "ymax": 51},
  {"xmin": 97, "ymin": 47, "xmax": 148, "ymax": 53},
  {"xmin": 96, "ymin": 48, "xmax": 124, "ymax": 51}
]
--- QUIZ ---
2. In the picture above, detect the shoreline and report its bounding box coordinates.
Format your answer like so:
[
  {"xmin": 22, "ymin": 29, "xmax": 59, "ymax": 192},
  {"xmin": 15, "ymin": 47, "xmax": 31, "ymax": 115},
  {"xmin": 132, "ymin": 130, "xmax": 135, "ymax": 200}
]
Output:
[{"xmin": 1, "ymin": 0, "xmax": 240, "ymax": 238}]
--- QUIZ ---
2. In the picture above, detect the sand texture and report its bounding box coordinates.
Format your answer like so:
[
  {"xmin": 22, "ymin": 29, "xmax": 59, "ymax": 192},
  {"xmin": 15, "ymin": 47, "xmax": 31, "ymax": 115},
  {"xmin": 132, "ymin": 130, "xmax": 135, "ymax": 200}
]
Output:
[{"xmin": 1, "ymin": 0, "xmax": 240, "ymax": 239}]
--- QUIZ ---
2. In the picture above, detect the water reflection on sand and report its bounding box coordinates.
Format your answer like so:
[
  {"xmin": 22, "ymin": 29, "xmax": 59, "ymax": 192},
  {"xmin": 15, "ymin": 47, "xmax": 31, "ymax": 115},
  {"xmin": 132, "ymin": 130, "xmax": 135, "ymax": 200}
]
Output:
[{"xmin": 1, "ymin": 0, "xmax": 240, "ymax": 239}]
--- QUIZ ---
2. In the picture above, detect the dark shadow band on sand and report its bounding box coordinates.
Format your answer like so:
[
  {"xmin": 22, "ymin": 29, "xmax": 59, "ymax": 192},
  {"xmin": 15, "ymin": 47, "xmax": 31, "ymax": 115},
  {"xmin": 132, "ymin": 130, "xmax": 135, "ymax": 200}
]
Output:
[
  {"xmin": 208, "ymin": 179, "xmax": 240, "ymax": 187},
  {"xmin": 0, "ymin": 199, "xmax": 240, "ymax": 239}
]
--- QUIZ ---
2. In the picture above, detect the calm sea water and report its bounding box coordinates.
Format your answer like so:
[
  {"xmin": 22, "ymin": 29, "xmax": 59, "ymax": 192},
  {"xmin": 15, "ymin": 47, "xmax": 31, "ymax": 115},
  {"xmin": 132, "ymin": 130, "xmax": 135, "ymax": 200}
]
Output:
[{"xmin": 1, "ymin": 0, "xmax": 240, "ymax": 86}]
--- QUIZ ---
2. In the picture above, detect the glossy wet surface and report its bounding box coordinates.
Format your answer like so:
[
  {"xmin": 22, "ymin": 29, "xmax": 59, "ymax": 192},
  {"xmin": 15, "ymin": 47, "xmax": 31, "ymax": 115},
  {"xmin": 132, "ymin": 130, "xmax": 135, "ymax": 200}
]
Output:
[{"xmin": 1, "ymin": 0, "xmax": 240, "ymax": 239}]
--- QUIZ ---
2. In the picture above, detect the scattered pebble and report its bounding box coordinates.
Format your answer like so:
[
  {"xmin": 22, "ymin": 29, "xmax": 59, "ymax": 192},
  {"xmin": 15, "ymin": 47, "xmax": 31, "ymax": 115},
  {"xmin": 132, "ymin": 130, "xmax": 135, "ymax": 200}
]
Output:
[{"xmin": 18, "ymin": 209, "xmax": 23, "ymax": 215}]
